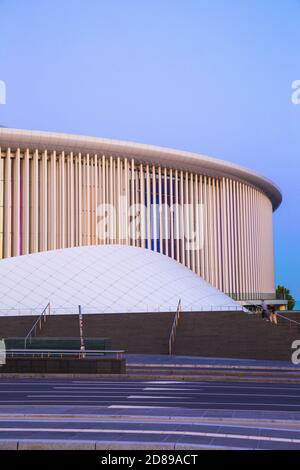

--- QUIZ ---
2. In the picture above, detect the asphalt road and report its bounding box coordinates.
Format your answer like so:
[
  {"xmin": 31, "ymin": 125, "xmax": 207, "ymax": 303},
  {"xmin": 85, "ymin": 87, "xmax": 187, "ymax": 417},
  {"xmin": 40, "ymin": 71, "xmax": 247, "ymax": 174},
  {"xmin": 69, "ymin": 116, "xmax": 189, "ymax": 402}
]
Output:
[
  {"xmin": 0, "ymin": 378, "xmax": 300, "ymax": 449},
  {"xmin": 1, "ymin": 378, "xmax": 300, "ymax": 410}
]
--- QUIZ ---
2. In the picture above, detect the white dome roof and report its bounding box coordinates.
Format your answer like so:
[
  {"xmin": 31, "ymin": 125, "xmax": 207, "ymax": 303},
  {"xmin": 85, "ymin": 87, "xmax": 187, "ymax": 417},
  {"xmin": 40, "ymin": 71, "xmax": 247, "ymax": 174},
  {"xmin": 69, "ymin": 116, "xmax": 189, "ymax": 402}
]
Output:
[{"xmin": 0, "ymin": 245, "xmax": 241, "ymax": 316}]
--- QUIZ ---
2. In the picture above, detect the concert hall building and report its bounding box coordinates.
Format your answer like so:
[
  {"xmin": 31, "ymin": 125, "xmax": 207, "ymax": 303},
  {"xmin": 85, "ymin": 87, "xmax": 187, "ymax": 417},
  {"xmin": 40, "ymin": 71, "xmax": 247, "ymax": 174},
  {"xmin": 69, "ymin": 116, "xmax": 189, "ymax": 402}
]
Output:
[{"xmin": 0, "ymin": 128, "xmax": 282, "ymax": 311}]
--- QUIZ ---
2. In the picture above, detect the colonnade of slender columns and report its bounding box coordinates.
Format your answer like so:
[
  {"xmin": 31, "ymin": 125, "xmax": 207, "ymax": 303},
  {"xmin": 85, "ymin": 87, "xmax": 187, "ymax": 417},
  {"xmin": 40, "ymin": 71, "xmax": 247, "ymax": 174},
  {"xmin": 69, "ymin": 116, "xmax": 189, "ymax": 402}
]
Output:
[{"xmin": 0, "ymin": 147, "xmax": 275, "ymax": 299}]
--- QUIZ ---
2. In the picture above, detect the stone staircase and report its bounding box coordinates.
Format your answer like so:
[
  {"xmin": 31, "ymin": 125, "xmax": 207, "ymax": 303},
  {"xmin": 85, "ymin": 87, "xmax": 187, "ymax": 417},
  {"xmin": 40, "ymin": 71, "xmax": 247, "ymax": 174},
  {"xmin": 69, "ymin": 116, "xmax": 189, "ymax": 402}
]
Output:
[
  {"xmin": 172, "ymin": 311, "xmax": 300, "ymax": 360},
  {"xmin": 0, "ymin": 311, "xmax": 299, "ymax": 360},
  {"xmin": 22, "ymin": 312, "xmax": 174, "ymax": 355}
]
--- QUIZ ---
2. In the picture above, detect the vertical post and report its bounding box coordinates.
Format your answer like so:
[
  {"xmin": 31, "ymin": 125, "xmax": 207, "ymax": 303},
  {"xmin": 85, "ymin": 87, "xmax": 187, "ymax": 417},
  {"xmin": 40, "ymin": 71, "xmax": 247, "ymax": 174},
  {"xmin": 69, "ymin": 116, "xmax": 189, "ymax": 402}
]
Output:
[{"xmin": 78, "ymin": 305, "xmax": 85, "ymax": 358}]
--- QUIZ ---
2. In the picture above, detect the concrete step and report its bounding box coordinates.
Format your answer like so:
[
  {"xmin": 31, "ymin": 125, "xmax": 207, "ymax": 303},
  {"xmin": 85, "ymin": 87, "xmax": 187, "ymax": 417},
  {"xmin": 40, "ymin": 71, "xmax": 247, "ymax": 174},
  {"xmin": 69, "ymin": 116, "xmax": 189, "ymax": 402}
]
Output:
[{"xmin": 1, "ymin": 311, "xmax": 299, "ymax": 361}]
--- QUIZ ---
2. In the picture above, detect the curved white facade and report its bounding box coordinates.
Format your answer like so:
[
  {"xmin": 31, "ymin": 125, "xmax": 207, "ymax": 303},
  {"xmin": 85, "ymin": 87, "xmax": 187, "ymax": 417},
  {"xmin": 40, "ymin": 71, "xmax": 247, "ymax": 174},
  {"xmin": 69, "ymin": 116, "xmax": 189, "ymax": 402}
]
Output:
[
  {"xmin": 0, "ymin": 245, "xmax": 241, "ymax": 315},
  {"xmin": 0, "ymin": 128, "xmax": 281, "ymax": 301}
]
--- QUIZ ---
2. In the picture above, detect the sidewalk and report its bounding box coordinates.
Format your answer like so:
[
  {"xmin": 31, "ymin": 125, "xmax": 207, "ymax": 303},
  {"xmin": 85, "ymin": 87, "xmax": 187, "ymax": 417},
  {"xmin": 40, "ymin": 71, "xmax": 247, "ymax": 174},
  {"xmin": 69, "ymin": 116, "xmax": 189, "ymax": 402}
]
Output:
[{"xmin": 126, "ymin": 354, "xmax": 297, "ymax": 369}]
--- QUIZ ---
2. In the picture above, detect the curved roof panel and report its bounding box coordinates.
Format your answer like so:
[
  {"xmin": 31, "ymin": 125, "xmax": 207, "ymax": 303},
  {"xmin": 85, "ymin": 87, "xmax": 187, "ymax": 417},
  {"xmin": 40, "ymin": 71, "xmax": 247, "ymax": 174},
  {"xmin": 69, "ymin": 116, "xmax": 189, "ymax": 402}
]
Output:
[{"xmin": 0, "ymin": 245, "xmax": 241, "ymax": 315}]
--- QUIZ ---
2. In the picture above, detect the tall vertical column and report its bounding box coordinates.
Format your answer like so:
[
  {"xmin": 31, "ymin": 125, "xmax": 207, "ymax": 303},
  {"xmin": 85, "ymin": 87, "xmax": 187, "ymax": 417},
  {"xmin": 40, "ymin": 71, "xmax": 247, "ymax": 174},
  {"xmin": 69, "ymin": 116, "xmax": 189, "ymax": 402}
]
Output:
[
  {"xmin": 69, "ymin": 152, "xmax": 75, "ymax": 247},
  {"xmin": 189, "ymin": 173, "xmax": 195, "ymax": 273},
  {"xmin": 59, "ymin": 152, "xmax": 65, "ymax": 249},
  {"xmin": 216, "ymin": 179, "xmax": 222, "ymax": 290},
  {"xmin": 170, "ymin": 169, "xmax": 174, "ymax": 260},
  {"xmin": 93, "ymin": 155, "xmax": 98, "ymax": 245},
  {"xmin": 77, "ymin": 152, "xmax": 83, "ymax": 246},
  {"xmin": 146, "ymin": 164, "xmax": 151, "ymax": 250},
  {"xmin": 158, "ymin": 166, "xmax": 162, "ymax": 254},
  {"xmin": 4, "ymin": 148, "xmax": 12, "ymax": 258},
  {"xmin": 109, "ymin": 156, "xmax": 114, "ymax": 244},
  {"xmin": 194, "ymin": 174, "xmax": 200, "ymax": 276},
  {"xmin": 203, "ymin": 176, "xmax": 209, "ymax": 282},
  {"xmin": 235, "ymin": 182, "xmax": 242, "ymax": 298},
  {"xmin": 179, "ymin": 170, "xmax": 185, "ymax": 266},
  {"xmin": 157, "ymin": 165, "xmax": 163, "ymax": 253},
  {"xmin": 184, "ymin": 172, "xmax": 190, "ymax": 270},
  {"xmin": 164, "ymin": 168, "xmax": 169, "ymax": 256},
  {"xmin": 40, "ymin": 150, "xmax": 48, "ymax": 252},
  {"xmin": 221, "ymin": 177, "xmax": 228, "ymax": 294},
  {"xmin": 49, "ymin": 151, "xmax": 57, "ymax": 250},
  {"xmin": 228, "ymin": 179, "xmax": 235, "ymax": 294},
  {"xmin": 0, "ymin": 151, "xmax": 4, "ymax": 259},
  {"xmin": 152, "ymin": 165, "xmax": 157, "ymax": 252},
  {"xmin": 124, "ymin": 158, "xmax": 129, "ymax": 245},
  {"xmin": 253, "ymin": 189, "xmax": 259, "ymax": 297},
  {"xmin": 208, "ymin": 177, "xmax": 214, "ymax": 285},
  {"xmin": 225, "ymin": 178, "xmax": 232, "ymax": 294},
  {"xmin": 198, "ymin": 175, "xmax": 204, "ymax": 278},
  {"xmin": 22, "ymin": 149, "xmax": 30, "ymax": 255},
  {"xmin": 101, "ymin": 155, "xmax": 106, "ymax": 245},
  {"xmin": 239, "ymin": 182, "xmax": 245, "ymax": 297},
  {"xmin": 13, "ymin": 148, "xmax": 21, "ymax": 257},
  {"xmin": 116, "ymin": 157, "xmax": 121, "ymax": 244},
  {"xmin": 130, "ymin": 159, "xmax": 135, "ymax": 246},
  {"xmin": 174, "ymin": 169, "xmax": 180, "ymax": 263},
  {"xmin": 86, "ymin": 154, "xmax": 90, "ymax": 245},
  {"xmin": 212, "ymin": 178, "xmax": 218, "ymax": 288},
  {"xmin": 31, "ymin": 149, "xmax": 39, "ymax": 253},
  {"xmin": 140, "ymin": 163, "xmax": 146, "ymax": 249}
]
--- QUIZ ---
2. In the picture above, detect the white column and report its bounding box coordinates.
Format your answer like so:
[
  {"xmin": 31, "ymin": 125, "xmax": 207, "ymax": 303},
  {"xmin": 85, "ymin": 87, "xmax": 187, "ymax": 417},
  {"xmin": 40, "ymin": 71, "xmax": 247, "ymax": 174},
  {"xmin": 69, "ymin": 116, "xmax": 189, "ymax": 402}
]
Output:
[
  {"xmin": 31, "ymin": 149, "xmax": 39, "ymax": 253},
  {"xmin": 22, "ymin": 149, "xmax": 30, "ymax": 255},
  {"xmin": 12, "ymin": 148, "xmax": 20, "ymax": 257},
  {"xmin": 152, "ymin": 165, "xmax": 157, "ymax": 252},
  {"xmin": 4, "ymin": 148, "xmax": 12, "ymax": 258}
]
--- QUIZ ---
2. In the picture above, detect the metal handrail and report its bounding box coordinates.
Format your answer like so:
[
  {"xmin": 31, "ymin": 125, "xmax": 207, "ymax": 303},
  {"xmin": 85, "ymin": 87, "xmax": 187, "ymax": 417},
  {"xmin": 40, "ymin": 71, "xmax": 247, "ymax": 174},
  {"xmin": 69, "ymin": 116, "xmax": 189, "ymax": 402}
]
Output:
[
  {"xmin": 0, "ymin": 304, "xmax": 245, "ymax": 316},
  {"xmin": 6, "ymin": 349, "xmax": 124, "ymax": 360},
  {"xmin": 168, "ymin": 299, "xmax": 182, "ymax": 355},
  {"xmin": 24, "ymin": 302, "xmax": 51, "ymax": 348},
  {"xmin": 276, "ymin": 312, "xmax": 300, "ymax": 327}
]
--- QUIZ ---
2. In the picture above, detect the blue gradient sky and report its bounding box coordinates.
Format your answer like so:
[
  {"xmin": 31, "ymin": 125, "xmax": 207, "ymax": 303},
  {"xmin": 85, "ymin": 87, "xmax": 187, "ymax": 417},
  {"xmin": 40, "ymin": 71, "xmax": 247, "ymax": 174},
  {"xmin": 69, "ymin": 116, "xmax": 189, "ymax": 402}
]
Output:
[{"xmin": 0, "ymin": 0, "xmax": 299, "ymax": 298}]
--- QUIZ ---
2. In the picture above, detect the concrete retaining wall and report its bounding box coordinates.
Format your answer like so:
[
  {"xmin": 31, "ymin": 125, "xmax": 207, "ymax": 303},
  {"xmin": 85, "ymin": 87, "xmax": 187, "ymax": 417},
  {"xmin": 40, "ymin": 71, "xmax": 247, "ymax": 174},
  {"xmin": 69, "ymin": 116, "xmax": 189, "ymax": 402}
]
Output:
[{"xmin": 1, "ymin": 357, "xmax": 125, "ymax": 374}]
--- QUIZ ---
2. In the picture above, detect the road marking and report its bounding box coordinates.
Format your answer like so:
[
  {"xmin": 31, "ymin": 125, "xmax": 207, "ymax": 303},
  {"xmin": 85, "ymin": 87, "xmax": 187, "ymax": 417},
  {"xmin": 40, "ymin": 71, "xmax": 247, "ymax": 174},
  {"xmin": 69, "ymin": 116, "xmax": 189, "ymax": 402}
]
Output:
[
  {"xmin": 144, "ymin": 387, "xmax": 195, "ymax": 391},
  {"xmin": 143, "ymin": 389, "xmax": 300, "ymax": 398},
  {"xmin": 108, "ymin": 405, "xmax": 166, "ymax": 409},
  {"xmin": 2, "ymin": 382, "xmax": 300, "ymax": 392},
  {"xmin": 0, "ymin": 387, "xmax": 299, "ymax": 400},
  {"xmin": 145, "ymin": 385, "xmax": 300, "ymax": 392},
  {"xmin": 27, "ymin": 395, "xmax": 131, "ymax": 398},
  {"xmin": 0, "ymin": 397, "xmax": 300, "ymax": 409},
  {"xmin": 54, "ymin": 386, "xmax": 144, "ymax": 390},
  {"xmin": 144, "ymin": 381, "xmax": 183, "ymax": 384},
  {"xmin": 0, "ymin": 418, "xmax": 299, "ymax": 434},
  {"xmin": 128, "ymin": 395, "xmax": 193, "ymax": 400},
  {"xmin": 71, "ymin": 381, "xmax": 145, "ymax": 385},
  {"xmin": 0, "ymin": 426, "xmax": 300, "ymax": 444},
  {"xmin": 0, "ymin": 400, "xmax": 135, "ymax": 403}
]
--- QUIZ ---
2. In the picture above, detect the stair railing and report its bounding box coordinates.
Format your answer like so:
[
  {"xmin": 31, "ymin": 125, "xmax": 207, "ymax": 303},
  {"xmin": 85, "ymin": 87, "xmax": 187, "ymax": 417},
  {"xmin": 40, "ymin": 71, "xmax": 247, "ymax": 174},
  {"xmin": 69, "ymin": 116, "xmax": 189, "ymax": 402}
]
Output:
[
  {"xmin": 168, "ymin": 299, "xmax": 182, "ymax": 355},
  {"xmin": 24, "ymin": 302, "xmax": 51, "ymax": 349},
  {"xmin": 276, "ymin": 312, "xmax": 300, "ymax": 330}
]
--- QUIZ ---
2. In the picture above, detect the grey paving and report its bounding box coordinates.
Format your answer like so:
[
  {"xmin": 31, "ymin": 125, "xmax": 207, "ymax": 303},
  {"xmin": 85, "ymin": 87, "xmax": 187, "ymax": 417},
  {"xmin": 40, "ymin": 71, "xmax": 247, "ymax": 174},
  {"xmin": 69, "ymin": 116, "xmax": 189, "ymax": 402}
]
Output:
[{"xmin": 125, "ymin": 354, "xmax": 296, "ymax": 368}]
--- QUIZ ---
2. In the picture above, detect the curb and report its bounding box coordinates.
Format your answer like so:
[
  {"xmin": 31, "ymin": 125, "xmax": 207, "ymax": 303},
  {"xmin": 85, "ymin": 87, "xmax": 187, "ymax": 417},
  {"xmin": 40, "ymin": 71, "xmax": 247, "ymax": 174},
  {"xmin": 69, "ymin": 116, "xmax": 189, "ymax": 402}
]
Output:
[
  {"xmin": 0, "ymin": 413, "xmax": 299, "ymax": 428},
  {"xmin": 1, "ymin": 372, "xmax": 300, "ymax": 383},
  {"xmin": 128, "ymin": 363, "xmax": 300, "ymax": 371},
  {"xmin": 0, "ymin": 439, "xmax": 237, "ymax": 450}
]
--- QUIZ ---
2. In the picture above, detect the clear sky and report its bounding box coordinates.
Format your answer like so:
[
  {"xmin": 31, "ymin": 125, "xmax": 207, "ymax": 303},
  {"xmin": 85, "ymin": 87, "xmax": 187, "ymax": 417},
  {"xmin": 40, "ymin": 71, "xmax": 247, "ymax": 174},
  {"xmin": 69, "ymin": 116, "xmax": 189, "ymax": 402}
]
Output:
[{"xmin": 0, "ymin": 0, "xmax": 299, "ymax": 298}]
